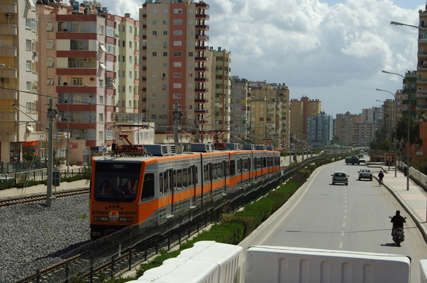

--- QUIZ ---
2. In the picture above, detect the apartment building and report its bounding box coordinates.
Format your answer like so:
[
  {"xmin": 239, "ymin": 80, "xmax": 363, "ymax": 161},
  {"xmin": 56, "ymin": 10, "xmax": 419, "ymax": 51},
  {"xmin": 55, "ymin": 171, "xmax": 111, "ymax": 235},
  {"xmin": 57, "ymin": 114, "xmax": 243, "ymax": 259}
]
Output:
[
  {"xmin": 290, "ymin": 96, "xmax": 321, "ymax": 142},
  {"xmin": 210, "ymin": 47, "xmax": 230, "ymax": 143},
  {"xmin": 249, "ymin": 82, "xmax": 290, "ymax": 148},
  {"xmin": 230, "ymin": 76, "xmax": 249, "ymax": 143},
  {"xmin": 139, "ymin": 0, "xmax": 211, "ymax": 144},
  {"xmin": 0, "ymin": 0, "xmax": 39, "ymax": 163},
  {"xmin": 335, "ymin": 112, "xmax": 362, "ymax": 146},
  {"xmin": 306, "ymin": 112, "xmax": 333, "ymax": 148}
]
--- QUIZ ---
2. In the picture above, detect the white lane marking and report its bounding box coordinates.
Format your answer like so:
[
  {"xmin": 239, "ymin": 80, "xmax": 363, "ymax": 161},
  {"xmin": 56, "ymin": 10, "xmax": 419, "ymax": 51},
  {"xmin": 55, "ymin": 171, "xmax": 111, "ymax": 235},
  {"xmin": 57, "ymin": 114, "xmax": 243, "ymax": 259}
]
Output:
[
  {"xmin": 341, "ymin": 231, "xmax": 344, "ymax": 237},
  {"xmin": 339, "ymin": 241, "xmax": 343, "ymax": 249},
  {"xmin": 344, "ymin": 215, "xmax": 347, "ymax": 219},
  {"xmin": 343, "ymin": 222, "xmax": 346, "ymax": 227}
]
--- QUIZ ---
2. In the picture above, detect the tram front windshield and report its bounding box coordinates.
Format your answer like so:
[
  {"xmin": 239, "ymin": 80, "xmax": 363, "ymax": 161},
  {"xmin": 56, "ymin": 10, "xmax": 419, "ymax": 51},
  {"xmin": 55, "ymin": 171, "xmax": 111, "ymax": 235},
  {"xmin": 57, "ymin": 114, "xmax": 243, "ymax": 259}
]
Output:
[{"xmin": 94, "ymin": 162, "xmax": 142, "ymax": 202}]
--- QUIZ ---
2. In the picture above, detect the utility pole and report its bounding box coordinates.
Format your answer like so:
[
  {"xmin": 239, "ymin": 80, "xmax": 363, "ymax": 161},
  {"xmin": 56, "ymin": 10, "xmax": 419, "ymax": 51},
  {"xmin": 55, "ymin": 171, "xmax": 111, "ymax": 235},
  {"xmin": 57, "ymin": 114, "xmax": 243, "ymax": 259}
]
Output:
[
  {"xmin": 46, "ymin": 98, "xmax": 57, "ymax": 207},
  {"xmin": 173, "ymin": 102, "xmax": 182, "ymax": 147}
]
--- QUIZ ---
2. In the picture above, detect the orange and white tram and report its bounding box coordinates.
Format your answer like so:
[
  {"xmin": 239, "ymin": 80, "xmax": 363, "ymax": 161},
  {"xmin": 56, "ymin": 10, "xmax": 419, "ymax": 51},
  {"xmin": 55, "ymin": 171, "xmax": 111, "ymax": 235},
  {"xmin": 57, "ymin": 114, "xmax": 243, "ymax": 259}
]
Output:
[{"xmin": 90, "ymin": 144, "xmax": 281, "ymax": 239}]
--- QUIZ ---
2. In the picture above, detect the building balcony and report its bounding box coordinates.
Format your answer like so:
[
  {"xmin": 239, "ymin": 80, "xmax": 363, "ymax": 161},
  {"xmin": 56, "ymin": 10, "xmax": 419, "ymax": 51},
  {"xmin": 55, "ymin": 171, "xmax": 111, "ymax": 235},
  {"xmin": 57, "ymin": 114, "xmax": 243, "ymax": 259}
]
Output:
[
  {"xmin": 0, "ymin": 89, "xmax": 17, "ymax": 100},
  {"xmin": 0, "ymin": 24, "xmax": 17, "ymax": 35},
  {"xmin": 195, "ymin": 109, "xmax": 208, "ymax": 114},
  {"xmin": 196, "ymin": 46, "xmax": 209, "ymax": 51},
  {"xmin": 196, "ymin": 2, "xmax": 210, "ymax": 9},
  {"xmin": 0, "ymin": 68, "xmax": 17, "ymax": 79},
  {"xmin": 106, "ymin": 87, "xmax": 116, "ymax": 96},
  {"xmin": 196, "ymin": 14, "xmax": 209, "ymax": 20},
  {"xmin": 56, "ymin": 33, "xmax": 97, "ymax": 40},
  {"xmin": 195, "ymin": 24, "xmax": 209, "ymax": 30},
  {"xmin": 0, "ymin": 46, "xmax": 17, "ymax": 57},
  {"xmin": 0, "ymin": 2, "xmax": 17, "ymax": 13},
  {"xmin": 195, "ymin": 56, "xmax": 209, "ymax": 61},
  {"xmin": 195, "ymin": 67, "xmax": 209, "ymax": 72},
  {"xmin": 56, "ymin": 104, "xmax": 96, "ymax": 112},
  {"xmin": 57, "ymin": 68, "xmax": 97, "ymax": 76},
  {"xmin": 195, "ymin": 98, "xmax": 209, "ymax": 103},
  {"xmin": 56, "ymin": 85, "xmax": 97, "ymax": 93},
  {"xmin": 195, "ymin": 77, "xmax": 209, "ymax": 82},
  {"xmin": 195, "ymin": 88, "xmax": 209, "ymax": 93},
  {"xmin": 195, "ymin": 35, "xmax": 209, "ymax": 41},
  {"xmin": 142, "ymin": 56, "xmax": 147, "ymax": 61},
  {"xmin": 57, "ymin": 121, "xmax": 96, "ymax": 129}
]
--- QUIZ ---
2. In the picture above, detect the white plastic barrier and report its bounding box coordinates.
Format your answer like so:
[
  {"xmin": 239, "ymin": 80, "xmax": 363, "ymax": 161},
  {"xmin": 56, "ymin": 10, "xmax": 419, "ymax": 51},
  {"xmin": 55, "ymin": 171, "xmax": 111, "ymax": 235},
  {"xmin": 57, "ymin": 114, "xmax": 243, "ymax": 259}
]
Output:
[
  {"xmin": 421, "ymin": 260, "xmax": 427, "ymax": 282},
  {"xmin": 245, "ymin": 246, "xmax": 411, "ymax": 283},
  {"xmin": 136, "ymin": 241, "xmax": 243, "ymax": 283}
]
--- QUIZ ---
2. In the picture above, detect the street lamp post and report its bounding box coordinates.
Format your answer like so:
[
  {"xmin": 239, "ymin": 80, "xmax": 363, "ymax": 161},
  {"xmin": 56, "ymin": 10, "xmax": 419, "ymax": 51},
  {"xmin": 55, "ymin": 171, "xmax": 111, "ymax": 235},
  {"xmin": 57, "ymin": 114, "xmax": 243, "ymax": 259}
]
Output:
[
  {"xmin": 376, "ymin": 88, "xmax": 397, "ymax": 177},
  {"xmin": 381, "ymin": 70, "xmax": 410, "ymax": 191}
]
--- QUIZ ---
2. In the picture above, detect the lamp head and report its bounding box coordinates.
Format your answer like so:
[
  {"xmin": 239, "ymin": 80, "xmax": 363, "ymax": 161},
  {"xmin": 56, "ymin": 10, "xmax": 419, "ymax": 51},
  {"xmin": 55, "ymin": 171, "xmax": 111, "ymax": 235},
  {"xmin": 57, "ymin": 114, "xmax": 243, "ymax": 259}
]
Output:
[{"xmin": 390, "ymin": 21, "xmax": 403, "ymax": 26}]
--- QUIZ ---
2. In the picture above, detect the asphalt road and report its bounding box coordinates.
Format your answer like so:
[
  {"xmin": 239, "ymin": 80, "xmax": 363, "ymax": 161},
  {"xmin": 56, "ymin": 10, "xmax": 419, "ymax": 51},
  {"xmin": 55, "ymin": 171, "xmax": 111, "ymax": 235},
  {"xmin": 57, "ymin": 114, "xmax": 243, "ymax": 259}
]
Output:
[{"xmin": 243, "ymin": 160, "xmax": 427, "ymax": 282}]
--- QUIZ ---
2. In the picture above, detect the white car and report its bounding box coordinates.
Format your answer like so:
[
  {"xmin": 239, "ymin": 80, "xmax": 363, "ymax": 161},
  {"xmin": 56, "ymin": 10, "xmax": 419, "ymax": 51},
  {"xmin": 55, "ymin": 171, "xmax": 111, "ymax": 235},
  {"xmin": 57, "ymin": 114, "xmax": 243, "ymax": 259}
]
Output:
[
  {"xmin": 331, "ymin": 171, "xmax": 349, "ymax": 185},
  {"xmin": 358, "ymin": 168, "xmax": 373, "ymax": 181}
]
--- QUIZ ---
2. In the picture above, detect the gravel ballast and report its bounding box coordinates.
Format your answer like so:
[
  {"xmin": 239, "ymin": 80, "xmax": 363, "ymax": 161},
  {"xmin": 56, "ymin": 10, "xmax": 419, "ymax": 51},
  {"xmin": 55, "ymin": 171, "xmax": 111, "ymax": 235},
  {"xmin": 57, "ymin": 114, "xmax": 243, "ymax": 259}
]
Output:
[{"xmin": 0, "ymin": 195, "xmax": 90, "ymax": 283}]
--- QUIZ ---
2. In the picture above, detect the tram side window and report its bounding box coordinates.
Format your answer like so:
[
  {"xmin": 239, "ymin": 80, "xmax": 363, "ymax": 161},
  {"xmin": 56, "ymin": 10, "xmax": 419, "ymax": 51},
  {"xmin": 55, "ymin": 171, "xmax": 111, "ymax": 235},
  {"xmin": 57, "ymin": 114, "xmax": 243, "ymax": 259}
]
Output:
[
  {"xmin": 213, "ymin": 163, "xmax": 218, "ymax": 179},
  {"xmin": 187, "ymin": 167, "xmax": 192, "ymax": 186},
  {"xmin": 141, "ymin": 173, "xmax": 155, "ymax": 200},
  {"xmin": 263, "ymin": 157, "xmax": 267, "ymax": 168},
  {"xmin": 248, "ymin": 158, "xmax": 251, "ymax": 171},
  {"xmin": 243, "ymin": 159, "xmax": 248, "ymax": 172},
  {"xmin": 183, "ymin": 168, "xmax": 188, "ymax": 187},
  {"xmin": 230, "ymin": 160, "xmax": 236, "ymax": 176},
  {"xmin": 159, "ymin": 173, "xmax": 164, "ymax": 195},
  {"xmin": 176, "ymin": 169, "xmax": 182, "ymax": 190}
]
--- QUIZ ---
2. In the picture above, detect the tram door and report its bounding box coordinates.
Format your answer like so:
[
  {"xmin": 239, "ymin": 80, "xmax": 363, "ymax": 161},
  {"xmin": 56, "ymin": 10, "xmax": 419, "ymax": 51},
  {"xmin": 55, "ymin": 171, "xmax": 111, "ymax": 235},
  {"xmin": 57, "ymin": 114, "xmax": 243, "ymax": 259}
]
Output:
[
  {"xmin": 191, "ymin": 165, "xmax": 197, "ymax": 207},
  {"xmin": 238, "ymin": 158, "xmax": 243, "ymax": 190}
]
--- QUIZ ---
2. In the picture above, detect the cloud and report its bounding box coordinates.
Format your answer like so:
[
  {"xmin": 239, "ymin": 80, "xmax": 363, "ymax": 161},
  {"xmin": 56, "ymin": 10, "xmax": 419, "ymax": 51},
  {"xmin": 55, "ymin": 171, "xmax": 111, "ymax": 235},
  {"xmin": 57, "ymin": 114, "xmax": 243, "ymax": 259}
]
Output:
[{"xmin": 99, "ymin": 0, "xmax": 420, "ymax": 115}]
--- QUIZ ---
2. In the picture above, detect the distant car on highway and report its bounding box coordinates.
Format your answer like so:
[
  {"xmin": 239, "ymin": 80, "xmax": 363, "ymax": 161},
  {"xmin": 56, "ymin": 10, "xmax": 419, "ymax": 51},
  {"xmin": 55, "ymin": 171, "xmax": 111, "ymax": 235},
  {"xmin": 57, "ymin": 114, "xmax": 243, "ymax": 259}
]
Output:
[
  {"xmin": 331, "ymin": 171, "xmax": 349, "ymax": 185},
  {"xmin": 358, "ymin": 168, "xmax": 373, "ymax": 181}
]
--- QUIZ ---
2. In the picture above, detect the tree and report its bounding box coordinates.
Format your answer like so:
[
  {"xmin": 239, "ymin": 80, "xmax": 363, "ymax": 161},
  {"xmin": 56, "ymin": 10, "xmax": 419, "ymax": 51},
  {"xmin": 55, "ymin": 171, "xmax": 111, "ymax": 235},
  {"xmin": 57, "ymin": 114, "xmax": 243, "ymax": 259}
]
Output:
[
  {"xmin": 370, "ymin": 123, "xmax": 388, "ymax": 150},
  {"xmin": 396, "ymin": 113, "xmax": 420, "ymax": 145}
]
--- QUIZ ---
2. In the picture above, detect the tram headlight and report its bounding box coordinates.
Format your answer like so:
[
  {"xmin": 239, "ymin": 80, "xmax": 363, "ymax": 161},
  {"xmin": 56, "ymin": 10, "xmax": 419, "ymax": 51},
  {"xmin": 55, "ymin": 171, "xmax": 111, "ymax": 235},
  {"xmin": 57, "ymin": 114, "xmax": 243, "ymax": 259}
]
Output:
[{"xmin": 94, "ymin": 216, "xmax": 109, "ymax": 222}]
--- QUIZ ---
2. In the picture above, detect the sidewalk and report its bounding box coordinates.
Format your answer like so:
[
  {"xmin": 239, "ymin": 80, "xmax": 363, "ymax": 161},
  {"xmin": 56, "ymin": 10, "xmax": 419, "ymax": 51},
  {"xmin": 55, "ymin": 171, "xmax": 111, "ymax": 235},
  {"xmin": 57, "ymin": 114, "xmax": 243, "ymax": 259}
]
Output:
[{"xmin": 375, "ymin": 166, "xmax": 427, "ymax": 242}]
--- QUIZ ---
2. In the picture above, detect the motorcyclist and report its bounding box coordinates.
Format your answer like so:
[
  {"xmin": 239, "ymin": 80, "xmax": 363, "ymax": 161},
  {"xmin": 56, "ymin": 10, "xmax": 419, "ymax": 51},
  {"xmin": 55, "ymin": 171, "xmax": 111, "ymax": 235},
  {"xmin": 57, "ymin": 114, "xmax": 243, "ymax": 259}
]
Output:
[
  {"xmin": 378, "ymin": 170, "xmax": 384, "ymax": 184},
  {"xmin": 391, "ymin": 210, "xmax": 406, "ymax": 236}
]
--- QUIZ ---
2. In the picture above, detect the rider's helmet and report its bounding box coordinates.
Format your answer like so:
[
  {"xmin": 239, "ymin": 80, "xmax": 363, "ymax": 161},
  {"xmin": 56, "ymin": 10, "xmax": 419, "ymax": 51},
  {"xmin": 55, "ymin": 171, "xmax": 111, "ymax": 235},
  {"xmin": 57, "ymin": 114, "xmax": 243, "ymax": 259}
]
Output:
[{"xmin": 396, "ymin": 210, "xmax": 400, "ymax": 215}]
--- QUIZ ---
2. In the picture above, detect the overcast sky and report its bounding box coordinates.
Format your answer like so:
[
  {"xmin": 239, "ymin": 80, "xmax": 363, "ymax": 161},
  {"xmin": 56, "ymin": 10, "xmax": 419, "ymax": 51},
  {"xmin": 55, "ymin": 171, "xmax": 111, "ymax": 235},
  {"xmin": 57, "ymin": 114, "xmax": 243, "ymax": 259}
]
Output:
[{"xmin": 95, "ymin": 0, "xmax": 424, "ymax": 116}]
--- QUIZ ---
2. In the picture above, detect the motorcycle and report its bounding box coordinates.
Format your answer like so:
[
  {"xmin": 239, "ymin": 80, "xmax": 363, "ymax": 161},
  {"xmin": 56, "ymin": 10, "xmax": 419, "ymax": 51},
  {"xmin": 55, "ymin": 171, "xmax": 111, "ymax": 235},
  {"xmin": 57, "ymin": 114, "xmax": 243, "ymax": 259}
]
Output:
[{"xmin": 389, "ymin": 216, "xmax": 407, "ymax": 246}]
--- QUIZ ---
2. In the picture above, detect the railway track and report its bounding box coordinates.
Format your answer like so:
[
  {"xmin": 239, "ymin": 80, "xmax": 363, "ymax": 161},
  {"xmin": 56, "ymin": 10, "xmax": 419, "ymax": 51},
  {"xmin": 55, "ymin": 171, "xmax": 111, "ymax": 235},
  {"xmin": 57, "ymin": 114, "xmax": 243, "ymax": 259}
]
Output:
[{"xmin": 0, "ymin": 188, "xmax": 90, "ymax": 208}]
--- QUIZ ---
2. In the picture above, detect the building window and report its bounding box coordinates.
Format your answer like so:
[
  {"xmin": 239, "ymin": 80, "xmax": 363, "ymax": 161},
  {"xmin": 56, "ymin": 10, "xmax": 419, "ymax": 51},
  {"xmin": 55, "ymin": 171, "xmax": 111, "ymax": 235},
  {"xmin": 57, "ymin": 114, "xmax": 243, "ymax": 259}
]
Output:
[
  {"xmin": 173, "ymin": 62, "xmax": 182, "ymax": 67},
  {"xmin": 47, "ymin": 77, "xmax": 54, "ymax": 85},
  {"xmin": 26, "ymin": 81, "xmax": 31, "ymax": 91},
  {"xmin": 152, "ymin": 20, "xmax": 157, "ymax": 25},
  {"xmin": 163, "ymin": 20, "xmax": 168, "ymax": 24},
  {"xmin": 173, "ymin": 83, "xmax": 182, "ymax": 89},
  {"xmin": 72, "ymin": 78, "xmax": 83, "ymax": 86},
  {"xmin": 106, "ymin": 26, "xmax": 114, "ymax": 37},
  {"xmin": 173, "ymin": 93, "xmax": 181, "ymax": 99},
  {"xmin": 98, "ymin": 25, "xmax": 104, "ymax": 35},
  {"xmin": 152, "ymin": 9, "xmax": 157, "ymax": 14},
  {"xmin": 26, "ymin": 40, "xmax": 31, "ymax": 51},
  {"xmin": 163, "ymin": 52, "xmax": 168, "ymax": 56},
  {"xmin": 173, "ymin": 41, "xmax": 182, "ymax": 46},
  {"xmin": 189, "ymin": 52, "xmax": 193, "ymax": 57},
  {"xmin": 99, "ymin": 113, "xmax": 103, "ymax": 122},
  {"xmin": 152, "ymin": 52, "xmax": 157, "ymax": 56},
  {"xmin": 46, "ymin": 23, "xmax": 53, "ymax": 32},
  {"xmin": 173, "ymin": 73, "xmax": 182, "ymax": 78},
  {"xmin": 163, "ymin": 9, "xmax": 168, "ymax": 14},
  {"xmin": 26, "ymin": 19, "xmax": 31, "ymax": 29},
  {"xmin": 98, "ymin": 131, "xmax": 103, "ymax": 141},
  {"xmin": 173, "ymin": 30, "xmax": 182, "ymax": 36},
  {"xmin": 46, "ymin": 58, "xmax": 54, "ymax": 67},
  {"xmin": 173, "ymin": 19, "xmax": 182, "ymax": 25},
  {"xmin": 173, "ymin": 52, "xmax": 182, "ymax": 57},
  {"xmin": 163, "ymin": 31, "xmax": 168, "ymax": 35},
  {"xmin": 46, "ymin": 40, "xmax": 54, "ymax": 49},
  {"xmin": 173, "ymin": 9, "xmax": 182, "ymax": 14},
  {"xmin": 153, "ymin": 30, "xmax": 157, "ymax": 35}
]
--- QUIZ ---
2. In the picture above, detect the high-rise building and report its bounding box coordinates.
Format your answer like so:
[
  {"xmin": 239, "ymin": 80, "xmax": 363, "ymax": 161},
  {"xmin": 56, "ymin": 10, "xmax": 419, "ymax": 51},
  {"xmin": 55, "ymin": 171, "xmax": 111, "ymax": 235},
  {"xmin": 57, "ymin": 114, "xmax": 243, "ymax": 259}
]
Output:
[
  {"xmin": 0, "ymin": 0, "xmax": 39, "ymax": 163},
  {"xmin": 210, "ymin": 47, "xmax": 230, "ymax": 143},
  {"xmin": 306, "ymin": 112, "xmax": 333, "ymax": 148},
  {"xmin": 230, "ymin": 76, "xmax": 249, "ymax": 143},
  {"xmin": 335, "ymin": 112, "xmax": 362, "ymax": 146},
  {"xmin": 139, "ymin": 0, "xmax": 211, "ymax": 144},
  {"xmin": 249, "ymin": 82, "xmax": 290, "ymax": 148},
  {"xmin": 290, "ymin": 96, "xmax": 321, "ymax": 142}
]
